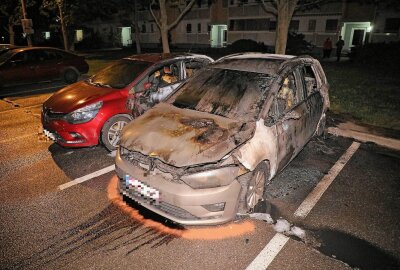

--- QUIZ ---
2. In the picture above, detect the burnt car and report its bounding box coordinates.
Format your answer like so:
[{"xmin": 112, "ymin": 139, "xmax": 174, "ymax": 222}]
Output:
[
  {"xmin": 0, "ymin": 47, "xmax": 88, "ymax": 88},
  {"xmin": 115, "ymin": 53, "xmax": 329, "ymax": 225},
  {"xmin": 42, "ymin": 53, "xmax": 213, "ymax": 151}
]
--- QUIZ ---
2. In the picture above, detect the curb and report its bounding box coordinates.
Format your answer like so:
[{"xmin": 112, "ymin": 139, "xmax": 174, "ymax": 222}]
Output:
[{"xmin": 327, "ymin": 127, "xmax": 400, "ymax": 151}]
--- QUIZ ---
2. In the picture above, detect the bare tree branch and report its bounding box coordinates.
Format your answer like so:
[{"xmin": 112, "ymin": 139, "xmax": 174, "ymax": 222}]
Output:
[
  {"xmin": 149, "ymin": 0, "xmax": 161, "ymax": 28},
  {"xmin": 167, "ymin": 0, "xmax": 196, "ymax": 30},
  {"xmin": 260, "ymin": 0, "xmax": 278, "ymax": 16},
  {"xmin": 295, "ymin": 0, "xmax": 325, "ymax": 10}
]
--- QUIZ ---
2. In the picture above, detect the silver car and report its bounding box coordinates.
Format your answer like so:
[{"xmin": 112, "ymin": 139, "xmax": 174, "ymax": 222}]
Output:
[{"xmin": 115, "ymin": 53, "xmax": 329, "ymax": 225}]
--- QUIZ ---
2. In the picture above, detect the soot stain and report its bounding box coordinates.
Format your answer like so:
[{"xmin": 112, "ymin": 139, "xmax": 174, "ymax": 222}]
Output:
[{"xmin": 9, "ymin": 204, "xmax": 178, "ymax": 270}]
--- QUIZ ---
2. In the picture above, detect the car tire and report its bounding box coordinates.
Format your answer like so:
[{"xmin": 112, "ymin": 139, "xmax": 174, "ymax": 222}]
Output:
[
  {"xmin": 245, "ymin": 162, "xmax": 270, "ymax": 212},
  {"xmin": 64, "ymin": 69, "xmax": 79, "ymax": 84},
  {"xmin": 101, "ymin": 115, "xmax": 131, "ymax": 151}
]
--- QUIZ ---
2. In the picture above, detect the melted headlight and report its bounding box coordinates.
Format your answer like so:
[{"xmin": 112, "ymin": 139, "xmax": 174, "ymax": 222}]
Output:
[{"xmin": 181, "ymin": 166, "xmax": 239, "ymax": 189}]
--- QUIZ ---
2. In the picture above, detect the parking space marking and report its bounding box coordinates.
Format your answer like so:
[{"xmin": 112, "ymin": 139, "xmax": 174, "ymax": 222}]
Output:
[
  {"xmin": 245, "ymin": 233, "xmax": 289, "ymax": 270},
  {"xmin": 294, "ymin": 141, "xmax": 360, "ymax": 218},
  {"xmin": 58, "ymin": 165, "xmax": 115, "ymax": 190},
  {"xmin": 247, "ymin": 141, "xmax": 361, "ymax": 270}
]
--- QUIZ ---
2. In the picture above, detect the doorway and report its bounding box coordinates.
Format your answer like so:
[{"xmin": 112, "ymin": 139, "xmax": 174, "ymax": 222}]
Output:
[
  {"xmin": 210, "ymin": 25, "xmax": 227, "ymax": 48},
  {"xmin": 120, "ymin": 27, "xmax": 132, "ymax": 47}
]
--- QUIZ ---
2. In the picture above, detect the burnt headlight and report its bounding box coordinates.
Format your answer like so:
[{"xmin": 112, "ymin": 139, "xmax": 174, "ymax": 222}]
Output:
[
  {"xmin": 181, "ymin": 166, "xmax": 239, "ymax": 189},
  {"xmin": 65, "ymin": 101, "xmax": 103, "ymax": 124}
]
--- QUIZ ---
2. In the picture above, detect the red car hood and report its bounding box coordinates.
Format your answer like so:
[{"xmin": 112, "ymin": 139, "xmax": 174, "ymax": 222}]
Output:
[
  {"xmin": 120, "ymin": 103, "xmax": 255, "ymax": 167},
  {"xmin": 44, "ymin": 81, "xmax": 120, "ymax": 113}
]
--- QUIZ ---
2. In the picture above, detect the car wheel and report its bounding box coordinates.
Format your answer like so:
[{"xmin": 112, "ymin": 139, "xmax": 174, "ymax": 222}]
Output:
[
  {"xmin": 245, "ymin": 163, "xmax": 269, "ymax": 212},
  {"xmin": 64, "ymin": 69, "xmax": 79, "ymax": 84},
  {"xmin": 101, "ymin": 115, "xmax": 131, "ymax": 151}
]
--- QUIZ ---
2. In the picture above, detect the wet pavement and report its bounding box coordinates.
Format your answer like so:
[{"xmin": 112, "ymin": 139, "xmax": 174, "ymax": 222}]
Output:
[{"xmin": 0, "ymin": 92, "xmax": 399, "ymax": 270}]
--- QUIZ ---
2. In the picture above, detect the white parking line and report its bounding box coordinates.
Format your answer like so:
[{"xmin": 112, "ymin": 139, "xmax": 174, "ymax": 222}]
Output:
[
  {"xmin": 294, "ymin": 141, "xmax": 360, "ymax": 218},
  {"xmin": 245, "ymin": 233, "xmax": 289, "ymax": 270},
  {"xmin": 246, "ymin": 141, "xmax": 361, "ymax": 270},
  {"xmin": 58, "ymin": 165, "xmax": 115, "ymax": 190}
]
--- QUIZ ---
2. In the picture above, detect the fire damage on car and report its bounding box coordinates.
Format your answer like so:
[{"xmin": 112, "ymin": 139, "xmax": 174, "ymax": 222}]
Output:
[{"xmin": 116, "ymin": 53, "xmax": 329, "ymax": 226}]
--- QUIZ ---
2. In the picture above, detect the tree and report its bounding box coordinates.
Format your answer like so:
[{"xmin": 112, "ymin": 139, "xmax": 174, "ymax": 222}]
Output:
[
  {"xmin": 150, "ymin": 0, "xmax": 196, "ymax": 53},
  {"xmin": 41, "ymin": 0, "xmax": 77, "ymax": 51},
  {"xmin": 0, "ymin": 0, "xmax": 35, "ymax": 45},
  {"xmin": 259, "ymin": 0, "xmax": 324, "ymax": 54}
]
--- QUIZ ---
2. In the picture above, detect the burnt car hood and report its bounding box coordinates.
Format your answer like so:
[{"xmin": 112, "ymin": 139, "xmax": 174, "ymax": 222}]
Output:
[
  {"xmin": 120, "ymin": 103, "xmax": 255, "ymax": 167},
  {"xmin": 44, "ymin": 81, "xmax": 117, "ymax": 112}
]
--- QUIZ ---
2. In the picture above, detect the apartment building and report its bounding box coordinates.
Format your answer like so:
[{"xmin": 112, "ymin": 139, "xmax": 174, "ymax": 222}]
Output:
[
  {"xmin": 135, "ymin": 0, "xmax": 399, "ymax": 51},
  {"xmin": 74, "ymin": 0, "xmax": 399, "ymax": 52}
]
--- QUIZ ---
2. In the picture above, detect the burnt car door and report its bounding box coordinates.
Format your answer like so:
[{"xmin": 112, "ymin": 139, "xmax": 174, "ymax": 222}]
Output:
[
  {"xmin": 271, "ymin": 68, "xmax": 308, "ymax": 171},
  {"xmin": 299, "ymin": 63, "xmax": 324, "ymax": 139}
]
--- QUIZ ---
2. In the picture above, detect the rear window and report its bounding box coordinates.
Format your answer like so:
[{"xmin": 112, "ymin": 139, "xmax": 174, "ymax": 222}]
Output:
[
  {"xmin": 88, "ymin": 59, "xmax": 152, "ymax": 89},
  {"xmin": 169, "ymin": 67, "xmax": 274, "ymax": 121}
]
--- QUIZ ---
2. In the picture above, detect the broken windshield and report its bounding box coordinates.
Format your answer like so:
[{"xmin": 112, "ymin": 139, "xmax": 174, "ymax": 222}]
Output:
[
  {"xmin": 170, "ymin": 67, "xmax": 274, "ymax": 121},
  {"xmin": 88, "ymin": 59, "xmax": 152, "ymax": 89}
]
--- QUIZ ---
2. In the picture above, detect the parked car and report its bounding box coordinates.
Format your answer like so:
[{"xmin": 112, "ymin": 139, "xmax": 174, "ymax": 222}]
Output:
[
  {"xmin": 41, "ymin": 53, "xmax": 213, "ymax": 151},
  {"xmin": 0, "ymin": 47, "xmax": 88, "ymax": 88},
  {"xmin": 0, "ymin": 44, "xmax": 21, "ymax": 55},
  {"xmin": 116, "ymin": 53, "xmax": 329, "ymax": 225}
]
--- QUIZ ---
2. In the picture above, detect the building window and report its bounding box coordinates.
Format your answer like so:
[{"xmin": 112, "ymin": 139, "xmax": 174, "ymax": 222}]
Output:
[
  {"xmin": 384, "ymin": 18, "xmax": 400, "ymax": 33},
  {"xmin": 222, "ymin": 0, "xmax": 228, "ymax": 7},
  {"xmin": 308, "ymin": 19, "xmax": 316, "ymax": 32},
  {"xmin": 151, "ymin": 24, "xmax": 154, "ymax": 33},
  {"xmin": 229, "ymin": 19, "xmax": 269, "ymax": 31},
  {"xmin": 207, "ymin": 24, "xmax": 211, "ymax": 32},
  {"xmin": 75, "ymin": 30, "xmax": 83, "ymax": 42},
  {"xmin": 289, "ymin": 20, "xmax": 299, "ymax": 32},
  {"xmin": 186, "ymin": 23, "xmax": 192, "ymax": 33},
  {"xmin": 141, "ymin": 24, "xmax": 146, "ymax": 33},
  {"xmin": 230, "ymin": 0, "xmax": 235, "ymax": 5},
  {"xmin": 269, "ymin": 21, "xmax": 276, "ymax": 31},
  {"xmin": 325, "ymin": 19, "xmax": 338, "ymax": 32},
  {"xmin": 198, "ymin": 23, "xmax": 201, "ymax": 33},
  {"xmin": 43, "ymin": 31, "xmax": 51, "ymax": 40}
]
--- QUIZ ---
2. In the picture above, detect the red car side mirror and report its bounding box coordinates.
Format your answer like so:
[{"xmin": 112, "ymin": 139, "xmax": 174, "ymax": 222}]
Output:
[{"xmin": 144, "ymin": 82, "xmax": 152, "ymax": 90}]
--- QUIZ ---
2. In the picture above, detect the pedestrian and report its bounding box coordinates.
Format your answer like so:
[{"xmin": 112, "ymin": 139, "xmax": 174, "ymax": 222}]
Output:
[
  {"xmin": 336, "ymin": 36, "xmax": 345, "ymax": 62},
  {"xmin": 323, "ymin": 37, "xmax": 333, "ymax": 58}
]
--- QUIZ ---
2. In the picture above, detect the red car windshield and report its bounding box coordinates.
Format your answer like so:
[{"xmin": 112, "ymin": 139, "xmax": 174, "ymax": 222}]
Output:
[{"xmin": 88, "ymin": 59, "xmax": 152, "ymax": 89}]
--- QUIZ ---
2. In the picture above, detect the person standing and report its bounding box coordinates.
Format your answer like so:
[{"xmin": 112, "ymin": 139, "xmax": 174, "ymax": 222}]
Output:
[
  {"xmin": 336, "ymin": 36, "xmax": 345, "ymax": 62},
  {"xmin": 323, "ymin": 37, "xmax": 333, "ymax": 58}
]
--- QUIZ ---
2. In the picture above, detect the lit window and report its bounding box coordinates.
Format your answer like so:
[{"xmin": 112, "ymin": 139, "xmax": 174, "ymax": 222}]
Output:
[
  {"xmin": 43, "ymin": 31, "xmax": 51, "ymax": 40},
  {"xmin": 75, "ymin": 30, "xmax": 83, "ymax": 42}
]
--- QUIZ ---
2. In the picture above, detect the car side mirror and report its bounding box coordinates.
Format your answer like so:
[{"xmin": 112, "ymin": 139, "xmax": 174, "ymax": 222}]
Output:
[
  {"xmin": 282, "ymin": 110, "xmax": 301, "ymax": 121},
  {"xmin": 144, "ymin": 82, "xmax": 152, "ymax": 90}
]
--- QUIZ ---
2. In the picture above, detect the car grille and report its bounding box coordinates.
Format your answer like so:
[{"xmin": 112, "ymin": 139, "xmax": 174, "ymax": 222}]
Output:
[
  {"xmin": 43, "ymin": 108, "xmax": 66, "ymax": 121},
  {"xmin": 120, "ymin": 148, "xmax": 184, "ymax": 183},
  {"xmin": 121, "ymin": 181, "xmax": 199, "ymax": 221}
]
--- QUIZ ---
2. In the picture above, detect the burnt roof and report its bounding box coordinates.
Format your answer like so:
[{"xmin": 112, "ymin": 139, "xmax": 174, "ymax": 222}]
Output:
[{"xmin": 124, "ymin": 53, "xmax": 211, "ymax": 63}]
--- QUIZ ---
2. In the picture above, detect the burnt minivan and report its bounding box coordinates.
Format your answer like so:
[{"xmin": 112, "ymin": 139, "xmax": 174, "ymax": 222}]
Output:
[{"xmin": 115, "ymin": 53, "xmax": 329, "ymax": 225}]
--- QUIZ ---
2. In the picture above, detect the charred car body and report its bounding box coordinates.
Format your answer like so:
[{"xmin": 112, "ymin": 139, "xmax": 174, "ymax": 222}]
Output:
[{"xmin": 115, "ymin": 53, "xmax": 329, "ymax": 225}]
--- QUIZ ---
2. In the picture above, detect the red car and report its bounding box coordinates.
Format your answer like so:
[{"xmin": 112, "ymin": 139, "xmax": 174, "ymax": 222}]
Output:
[
  {"xmin": 41, "ymin": 53, "xmax": 213, "ymax": 151},
  {"xmin": 0, "ymin": 47, "xmax": 88, "ymax": 87}
]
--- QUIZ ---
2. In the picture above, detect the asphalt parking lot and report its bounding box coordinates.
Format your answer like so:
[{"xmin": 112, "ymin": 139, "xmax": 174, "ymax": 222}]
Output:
[{"xmin": 0, "ymin": 89, "xmax": 399, "ymax": 270}]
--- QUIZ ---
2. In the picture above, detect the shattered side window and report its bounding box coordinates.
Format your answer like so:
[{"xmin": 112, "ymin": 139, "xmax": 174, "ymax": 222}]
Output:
[{"xmin": 169, "ymin": 68, "xmax": 273, "ymax": 121}]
